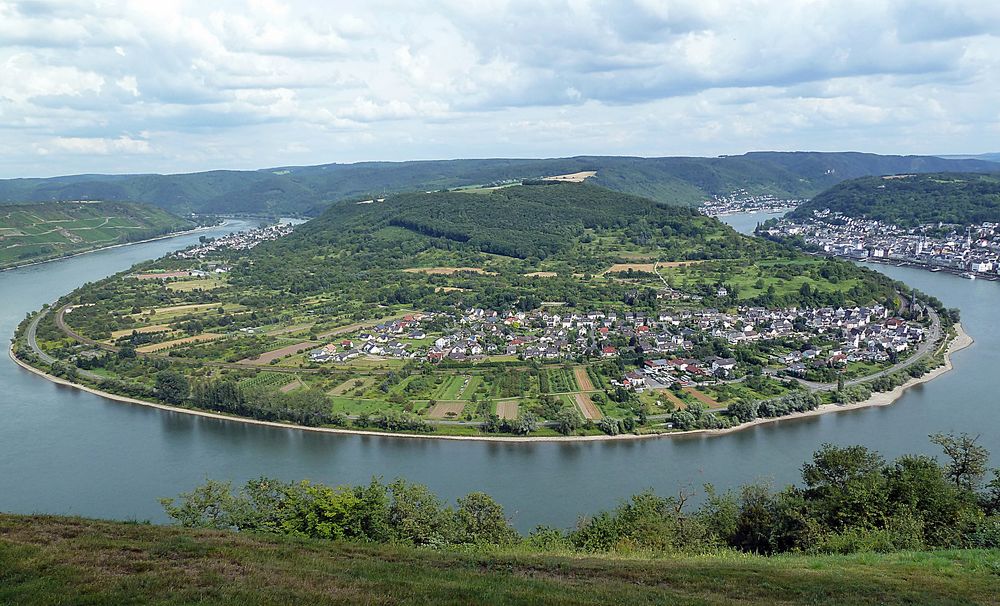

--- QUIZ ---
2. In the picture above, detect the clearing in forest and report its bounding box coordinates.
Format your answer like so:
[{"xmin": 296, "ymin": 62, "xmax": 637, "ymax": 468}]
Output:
[
  {"xmin": 524, "ymin": 271, "xmax": 557, "ymax": 278},
  {"xmin": 574, "ymin": 393, "xmax": 603, "ymax": 420},
  {"xmin": 541, "ymin": 171, "xmax": 596, "ymax": 183}
]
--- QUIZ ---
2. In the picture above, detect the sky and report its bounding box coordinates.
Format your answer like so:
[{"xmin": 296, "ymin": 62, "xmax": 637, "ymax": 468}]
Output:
[{"xmin": 0, "ymin": 0, "xmax": 998, "ymax": 178}]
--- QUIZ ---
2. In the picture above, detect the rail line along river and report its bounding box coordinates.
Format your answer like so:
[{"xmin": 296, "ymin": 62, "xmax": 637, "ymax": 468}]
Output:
[{"xmin": 1, "ymin": 213, "xmax": 996, "ymax": 531}]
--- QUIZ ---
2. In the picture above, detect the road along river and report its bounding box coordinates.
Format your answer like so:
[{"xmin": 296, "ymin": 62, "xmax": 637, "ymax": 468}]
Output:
[{"xmin": 0, "ymin": 213, "xmax": 995, "ymax": 531}]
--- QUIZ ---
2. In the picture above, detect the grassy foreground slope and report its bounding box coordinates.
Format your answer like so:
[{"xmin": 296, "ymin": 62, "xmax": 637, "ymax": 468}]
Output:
[
  {"xmin": 788, "ymin": 173, "xmax": 1000, "ymax": 226},
  {"xmin": 0, "ymin": 201, "xmax": 195, "ymax": 269},
  {"xmin": 2, "ymin": 514, "xmax": 998, "ymax": 606},
  {"xmin": 1, "ymin": 152, "xmax": 996, "ymax": 216}
]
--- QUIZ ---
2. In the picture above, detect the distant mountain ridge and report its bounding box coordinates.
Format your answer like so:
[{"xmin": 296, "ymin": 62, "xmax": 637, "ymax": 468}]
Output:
[{"xmin": 0, "ymin": 152, "xmax": 995, "ymax": 216}]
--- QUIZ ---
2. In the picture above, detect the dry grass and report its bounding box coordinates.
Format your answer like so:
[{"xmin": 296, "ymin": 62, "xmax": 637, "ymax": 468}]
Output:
[
  {"xmin": 574, "ymin": 393, "xmax": 603, "ymax": 420},
  {"xmin": 524, "ymin": 271, "xmax": 558, "ymax": 278},
  {"xmin": 425, "ymin": 401, "xmax": 466, "ymax": 419},
  {"xmin": 402, "ymin": 267, "xmax": 493, "ymax": 275},
  {"xmin": 496, "ymin": 400, "xmax": 519, "ymax": 420},
  {"xmin": 136, "ymin": 333, "xmax": 222, "ymax": 353},
  {"xmin": 541, "ymin": 170, "xmax": 597, "ymax": 183}
]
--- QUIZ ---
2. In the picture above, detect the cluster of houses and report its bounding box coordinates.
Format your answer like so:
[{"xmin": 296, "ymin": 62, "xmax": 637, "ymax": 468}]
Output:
[
  {"xmin": 764, "ymin": 211, "xmax": 1000, "ymax": 278},
  {"xmin": 175, "ymin": 223, "xmax": 296, "ymax": 259},
  {"xmin": 309, "ymin": 314, "xmax": 430, "ymax": 363},
  {"xmin": 700, "ymin": 189, "xmax": 802, "ymax": 216},
  {"xmin": 303, "ymin": 303, "xmax": 924, "ymax": 390}
]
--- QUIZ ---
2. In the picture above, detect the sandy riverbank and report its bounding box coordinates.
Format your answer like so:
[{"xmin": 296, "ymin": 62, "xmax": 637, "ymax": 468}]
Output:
[{"xmin": 8, "ymin": 324, "xmax": 972, "ymax": 443}]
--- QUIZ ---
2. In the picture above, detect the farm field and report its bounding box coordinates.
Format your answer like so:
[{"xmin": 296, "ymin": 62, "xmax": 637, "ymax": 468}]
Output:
[
  {"xmin": 330, "ymin": 376, "xmax": 375, "ymax": 396},
  {"xmin": 496, "ymin": 399, "xmax": 519, "ymax": 419},
  {"xmin": 110, "ymin": 324, "xmax": 171, "ymax": 339},
  {"xmin": 166, "ymin": 276, "xmax": 227, "ymax": 291},
  {"xmin": 655, "ymin": 389, "xmax": 688, "ymax": 410},
  {"xmin": 682, "ymin": 386, "xmax": 722, "ymax": 409},
  {"xmin": 573, "ymin": 366, "xmax": 594, "ymax": 391},
  {"xmin": 425, "ymin": 400, "xmax": 466, "ymax": 419},
  {"xmin": 574, "ymin": 393, "xmax": 603, "ymax": 420},
  {"xmin": 136, "ymin": 333, "xmax": 222, "ymax": 353},
  {"xmin": 240, "ymin": 341, "xmax": 315, "ymax": 365}
]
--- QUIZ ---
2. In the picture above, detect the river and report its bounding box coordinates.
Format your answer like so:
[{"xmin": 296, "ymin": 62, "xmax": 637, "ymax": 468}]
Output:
[{"xmin": 0, "ymin": 213, "xmax": 995, "ymax": 531}]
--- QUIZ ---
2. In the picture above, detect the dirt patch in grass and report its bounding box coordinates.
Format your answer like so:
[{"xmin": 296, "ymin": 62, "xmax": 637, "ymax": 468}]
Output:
[
  {"xmin": 403, "ymin": 267, "xmax": 494, "ymax": 276},
  {"xmin": 496, "ymin": 400, "xmax": 519, "ymax": 420},
  {"xmin": 425, "ymin": 401, "xmax": 466, "ymax": 419},
  {"xmin": 524, "ymin": 271, "xmax": 558, "ymax": 278},
  {"xmin": 136, "ymin": 333, "xmax": 222, "ymax": 353},
  {"xmin": 574, "ymin": 393, "xmax": 603, "ymax": 420}
]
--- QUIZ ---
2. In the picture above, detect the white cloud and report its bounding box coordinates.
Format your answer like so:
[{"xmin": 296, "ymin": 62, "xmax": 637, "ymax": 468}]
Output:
[{"xmin": 0, "ymin": 0, "xmax": 997, "ymax": 177}]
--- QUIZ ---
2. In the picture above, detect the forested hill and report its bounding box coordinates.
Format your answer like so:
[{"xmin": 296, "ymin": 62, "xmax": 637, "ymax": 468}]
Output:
[
  {"xmin": 788, "ymin": 173, "xmax": 1000, "ymax": 226},
  {"xmin": 0, "ymin": 152, "xmax": 996, "ymax": 216}
]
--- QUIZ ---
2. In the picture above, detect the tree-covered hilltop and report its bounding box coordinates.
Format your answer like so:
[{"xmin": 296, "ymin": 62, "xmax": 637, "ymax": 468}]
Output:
[
  {"xmin": 788, "ymin": 173, "xmax": 1000, "ymax": 226},
  {"xmin": 0, "ymin": 152, "xmax": 996, "ymax": 216},
  {"xmin": 0, "ymin": 201, "xmax": 195, "ymax": 269}
]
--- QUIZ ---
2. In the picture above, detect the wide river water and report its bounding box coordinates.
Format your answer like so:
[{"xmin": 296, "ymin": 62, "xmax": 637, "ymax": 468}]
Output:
[{"xmin": 1, "ymin": 214, "xmax": 996, "ymax": 531}]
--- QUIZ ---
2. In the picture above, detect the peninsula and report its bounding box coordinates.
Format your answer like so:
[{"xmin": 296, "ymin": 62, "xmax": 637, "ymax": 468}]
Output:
[{"xmin": 12, "ymin": 182, "xmax": 964, "ymax": 439}]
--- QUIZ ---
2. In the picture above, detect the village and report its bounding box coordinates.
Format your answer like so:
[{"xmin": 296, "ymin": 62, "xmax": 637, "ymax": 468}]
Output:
[
  {"xmin": 763, "ymin": 210, "xmax": 1000, "ymax": 279},
  {"xmin": 306, "ymin": 302, "xmax": 926, "ymax": 391},
  {"xmin": 174, "ymin": 222, "xmax": 296, "ymax": 259},
  {"xmin": 699, "ymin": 189, "xmax": 802, "ymax": 216}
]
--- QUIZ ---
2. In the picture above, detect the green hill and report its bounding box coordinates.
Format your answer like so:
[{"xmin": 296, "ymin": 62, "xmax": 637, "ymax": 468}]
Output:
[
  {"xmin": 1, "ymin": 514, "xmax": 997, "ymax": 605},
  {"xmin": 789, "ymin": 173, "xmax": 1000, "ymax": 226},
  {"xmin": 0, "ymin": 201, "xmax": 195, "ymax": 269},
  {"xmin": 1, "ymin": 152, "xmax": 996, "ymax": 216}
]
